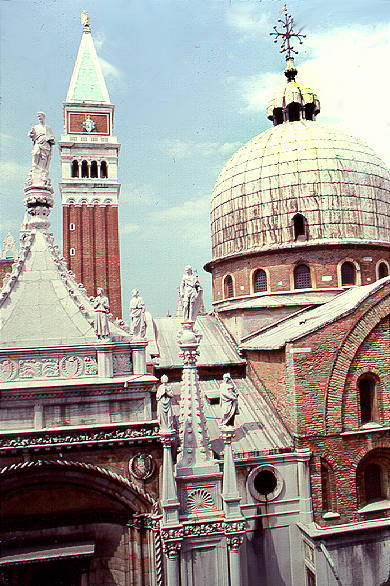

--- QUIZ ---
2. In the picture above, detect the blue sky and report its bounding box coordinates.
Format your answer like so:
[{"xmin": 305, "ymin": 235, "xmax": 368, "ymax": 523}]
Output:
[{"xmin": 1, "ymin": 0, "xmax": 390, "ymax": 316}]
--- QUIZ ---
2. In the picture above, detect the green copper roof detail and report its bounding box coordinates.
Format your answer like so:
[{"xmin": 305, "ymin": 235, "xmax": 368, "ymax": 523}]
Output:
[
  {"xmin": 66, "ymin": 29, "xmax": 110, "ymax": 104},
  {"xmin": 71, "ymin": 45, "xmax": 106, "ymax": 102}
]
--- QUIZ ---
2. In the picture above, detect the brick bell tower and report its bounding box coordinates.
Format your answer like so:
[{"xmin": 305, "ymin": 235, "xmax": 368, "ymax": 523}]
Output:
[{"xmin": 59, "ymin": 13, "xmax": 122, "ymax": 317}]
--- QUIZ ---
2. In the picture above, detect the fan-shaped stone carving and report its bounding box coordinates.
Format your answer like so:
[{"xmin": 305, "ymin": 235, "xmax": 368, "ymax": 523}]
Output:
[{"xmin": 187, "ymin": 489, "xmax": 215, "ymax": 512}]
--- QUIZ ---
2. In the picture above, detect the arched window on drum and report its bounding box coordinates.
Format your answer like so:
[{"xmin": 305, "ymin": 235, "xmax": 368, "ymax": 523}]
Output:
[
  {"xmin": 294, "ymin": 264, "xmax": 311, "ymax": 289},
  {"xmin": 378, "ymin": 262, "xmax": 389, "ymax": 280},
  {"xmin": 253, "ymin": 269, "xmax": 267, "ymax": 293},
  {"xmin": 224, "ymin": 275, "xmax": 234, "ymax": 299},
  {"xmin": 341, "ymin": 261, "xmax": 356, "ymax": 286},
  {"xmin": 293, "ymin": 213, "xmax": 308, "ymax": 242}
]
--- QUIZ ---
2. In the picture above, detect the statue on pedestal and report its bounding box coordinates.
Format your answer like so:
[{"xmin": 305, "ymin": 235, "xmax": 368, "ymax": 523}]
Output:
[
  {"xmin": 219, "ymin": 373, "xmax": 239, "ymax": 427},
  {"xmin": 129, "ymin": 289, "xmax": 146, "ymax": 338},
  {"xmin": 157, "ymin": 375, "xmax": 175, "ymax": 432},
  {"xmin": 94, "ymin": 288, "xmax": 110, "ymax": 339},
  {"xmin": 179, "ymin": 265, "xmax": 202, "ymax": 322},
  {"xmin": 27, "ymin": 112, "xmax": 55, "ymax": 186}
]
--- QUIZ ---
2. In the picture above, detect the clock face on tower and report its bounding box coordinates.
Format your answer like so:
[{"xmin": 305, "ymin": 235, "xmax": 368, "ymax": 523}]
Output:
[{"xmin": 67, "ymin": 111, "xmax": 110, "ymax": 135}]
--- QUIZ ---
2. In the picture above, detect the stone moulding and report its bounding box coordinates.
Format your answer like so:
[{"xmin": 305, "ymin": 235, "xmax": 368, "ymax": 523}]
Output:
[
  {"xmin": 0, "ymin": 355, "xmax": 99, "ymax": 382},
  {"xmin": 0, "ymin": 422, "xmax": 160, "ymax": 452},
  {"xmin": 160, "ymin": 519, "xmax": 246, "ymax": 540},
  {"xmin": 0, "ymin": 458, "xmax": 156, "ymax": 510}
]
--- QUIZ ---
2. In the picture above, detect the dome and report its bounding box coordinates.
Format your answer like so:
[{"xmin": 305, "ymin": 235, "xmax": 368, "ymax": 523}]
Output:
[{"xmin": 210, "ymin": 120, "xmax": 390, "ymax": 261}]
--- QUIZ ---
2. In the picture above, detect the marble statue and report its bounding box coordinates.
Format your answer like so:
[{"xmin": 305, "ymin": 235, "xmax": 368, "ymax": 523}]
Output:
[
  {"xmin": 27, "ymin": 112, "xmax": 55, "ymax": 185},
  {"xmin": 129, "ymin": 289, "xmax": 146, "ymax": 338},
  {"xmin": 219, "ymin": 373, "xmax": 239, "ymax": 427},
  {"xmin": 94, "ymin": 288, "xmax": 110, "ymax": 339},
  {"xmin": 83, "ymin": 115, "xmax": 96, "ymax": 133},
  {"xmin": 157, "ymin": 375, "xmax": 174, "ymax": 432},
  {"xmin": 179, "ymin": 265, "xmax": 202, "ymax": 322}
]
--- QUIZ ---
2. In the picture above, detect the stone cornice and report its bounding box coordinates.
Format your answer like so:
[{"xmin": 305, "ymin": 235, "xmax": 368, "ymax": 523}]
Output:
[
  {"xmin": 204, "ymin": 239, "xmax": 390, "ymax": 272},
  {"xmin": 0, "ymin": 421, "xmax": 160, "ymax": 453}
]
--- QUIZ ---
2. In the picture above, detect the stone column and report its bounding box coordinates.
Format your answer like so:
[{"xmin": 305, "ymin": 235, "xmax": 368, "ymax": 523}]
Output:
[
  {"xmin": 221, "ymin": 426, "xmax": 242, "ymax": 518},
  {"xmin": 297, "ymin": 449, "xmax": 313, "ymax": 523},
  {"xmin": 164, "ymin": 543, "xmax": 181, "ymax": 586},
  {"xmin": 97, "ymin": 344, "xmax": 113, "ymax": 377},
  {"xmin": 132, "ymin": 340, "xmax": 147, "ymax": 375},
  {"xmin": 160, "ymin": 432, "xmax": 180, "ymax": 526},
  {"xmin": 227, "ymin": 536, "xmax": 243, "ymax": 586}
]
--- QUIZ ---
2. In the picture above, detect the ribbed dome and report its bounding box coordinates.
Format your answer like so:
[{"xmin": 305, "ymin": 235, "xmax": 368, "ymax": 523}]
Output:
[{"xmin": 211, "ymin": 120, "xmax": 390, "ymax": 261}]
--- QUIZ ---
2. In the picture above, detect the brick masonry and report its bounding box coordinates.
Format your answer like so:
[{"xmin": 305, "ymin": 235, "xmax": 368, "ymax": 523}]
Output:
[
  {"xmin": 246, "ymin": 280, "xmax": 390, "ymax": 526},
  {"xmin": 63, "ymin": 204, "xmax": 122, "ymax": 318},
  {"xmin": 209, "ymin": 243, "xmax": 390, "ymax": 302}
]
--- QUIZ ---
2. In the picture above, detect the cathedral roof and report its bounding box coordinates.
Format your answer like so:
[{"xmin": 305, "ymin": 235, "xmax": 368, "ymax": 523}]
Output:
[
  {"xmin": 240, "ymin": 276, "xmax": 390, "ymax": 350},
  {"xmin": 211, "ymin": 120, "xmax": 390, "ymax": 262},
  {"xmin": 210, "ymin": 49, "xmax": 390, "ymax": 264},
  {"xmin": 168, "ymin": 377, "xmax": 293, "ymax": 457},
  {"xmin": 150, "ymin": 315, "xmax": 245, "ymax": 368},
  {"xmin": 0, "ymin": 228, "xmax": 128, "ymax": 348},
  {"xmin": 66, "ymin": 22, "xmax": 111, "ymax": 104}
]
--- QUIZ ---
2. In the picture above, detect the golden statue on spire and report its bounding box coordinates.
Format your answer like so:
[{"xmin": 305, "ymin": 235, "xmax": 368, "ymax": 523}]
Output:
[
  {"xmin": 81, "ymin": 11, "xmax": 90, "ymax": 27},
  {"xmin": 270, "ymin": 4, "xmax": 306, "ymax": 59}
]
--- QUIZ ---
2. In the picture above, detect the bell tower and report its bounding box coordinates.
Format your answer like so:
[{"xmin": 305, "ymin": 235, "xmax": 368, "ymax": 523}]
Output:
[{"xmin": 59, "ymin": 14, "xmax": 122, "ymax": 317}]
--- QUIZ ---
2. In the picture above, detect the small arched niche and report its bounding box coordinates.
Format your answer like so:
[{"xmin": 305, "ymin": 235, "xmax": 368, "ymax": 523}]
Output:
[
  {"xmin": 293, "ymin": 213, "xmax": 308, "ymax": 241},
  {"xmin": 71, "ymin": 160, "xmax": 79, "ymax": 178},
  {"xmin": 224, "ymin": 275, "xmax": 234, "ymax": 299},
  {"xmin": 341, "ymin": 261, "xmax": 356, "ymax": 286},
  {"xmin": 81, "ymin": 160, "xmax": 89, "ymax": 178},
  {"xmin": 100, "ymin": 161, "xmax": 108, "ymax": 178},
  {"xmin": 90, "ymin": 160, "xmax": 98, "ymax": 178}
]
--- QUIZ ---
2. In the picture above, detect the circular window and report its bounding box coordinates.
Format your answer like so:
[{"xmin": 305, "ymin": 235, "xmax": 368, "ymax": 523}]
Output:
[{"xmin": 247, "ymin": 465, "xmax": 284, "ymax": 502}]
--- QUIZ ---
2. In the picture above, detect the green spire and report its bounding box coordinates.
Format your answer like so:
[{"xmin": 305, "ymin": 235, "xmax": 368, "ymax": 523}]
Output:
[{"xmin": 66, "ymin": 20, "xmax": 110, "ymax": 104}]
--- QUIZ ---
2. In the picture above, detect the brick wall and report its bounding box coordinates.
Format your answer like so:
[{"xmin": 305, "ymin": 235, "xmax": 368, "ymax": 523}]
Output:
[
  {"xmin": 210, "ymin": 243, "xmax": 390, "ymax": 302},
  {"xmin": 246, "ymin": 281, "xmax": 390, "ymax": 525},
  {"xmin": 63, "ymin": 204, "xmax": 122, "ymax": 317}
]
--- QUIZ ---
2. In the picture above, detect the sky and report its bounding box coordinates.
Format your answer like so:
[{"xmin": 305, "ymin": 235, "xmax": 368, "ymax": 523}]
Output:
[{"xmin": 1, "ymin": 0, "xmax": 390, "ymax": 317}]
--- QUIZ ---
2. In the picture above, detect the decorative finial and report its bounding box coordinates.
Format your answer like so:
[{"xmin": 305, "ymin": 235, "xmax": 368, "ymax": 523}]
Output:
[
  {"xmin": 270, "ymin": 4, "xmax": 306, "ymax": 59},
  {"xmin": 81, "ymin": 11, "xmax": 90, "ymax": 27}
]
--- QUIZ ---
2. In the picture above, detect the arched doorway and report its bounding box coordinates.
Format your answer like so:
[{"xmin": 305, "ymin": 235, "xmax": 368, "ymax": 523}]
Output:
[{"xmin": 0, "ymin": 460, "xmax": 155, "ymax": 586}]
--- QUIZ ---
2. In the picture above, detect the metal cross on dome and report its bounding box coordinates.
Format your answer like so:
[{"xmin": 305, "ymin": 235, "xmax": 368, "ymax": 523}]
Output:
[{"xmin": 270, "ymin": 4, "xmax": 306, "ymax": 58}]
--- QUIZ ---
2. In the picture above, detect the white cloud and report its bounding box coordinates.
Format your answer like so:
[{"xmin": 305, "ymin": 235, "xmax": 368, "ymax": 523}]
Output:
[
  {"xmin": 93, "ymin": 31, "xmax": 106, "ymax": 52},
  {"xmin": 226, "ymin": 4, "xmax": 270, "ymax": 35},
  {"xmin": 236, "ymin": 22, "xmax": 390, "ymax": 165},
  {"xmin": 121, "ymin": 223, "xmax": 140, "ymax": 234},
  {"xmin": 220, "ymin": 141, "xmax": 243, "ymax": 155},
  {"xmin": 164, "ymin": 139, "xmax": 243, "ymax": 160},
  {"xmin": 151, "ymin": 194, "xmax": 209, "ymax": 222},
  {"xmin": 98, "ymin": 57, "xmax": 121, "ymax": 79},
  {"xmin": 147, "ymin": 194, "xmax": 210, "ymax": 248}
]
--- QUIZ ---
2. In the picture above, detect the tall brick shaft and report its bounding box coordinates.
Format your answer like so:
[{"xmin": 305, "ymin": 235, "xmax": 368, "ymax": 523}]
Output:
[{"xmin": 59, "ymin": 21, "xmax": 122, "ymax": 317}]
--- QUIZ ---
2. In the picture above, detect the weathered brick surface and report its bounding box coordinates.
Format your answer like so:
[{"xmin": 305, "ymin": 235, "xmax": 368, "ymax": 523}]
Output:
[
  {"xmin": 246, "ymin": 280, "xmax": 390, "ymax": 525},
  {"xmin": 210, "ymin": 243, "xmax": 390, "ymax": 301},
  {"xmin": 63, "ymin": 204, "xmax": 122, "ymax": 317}
]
